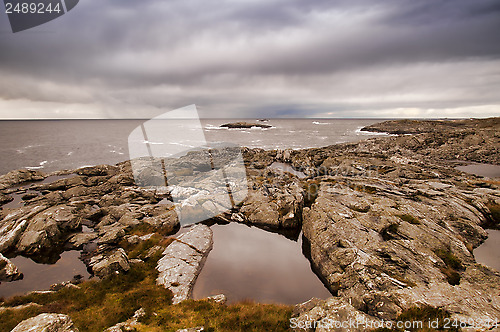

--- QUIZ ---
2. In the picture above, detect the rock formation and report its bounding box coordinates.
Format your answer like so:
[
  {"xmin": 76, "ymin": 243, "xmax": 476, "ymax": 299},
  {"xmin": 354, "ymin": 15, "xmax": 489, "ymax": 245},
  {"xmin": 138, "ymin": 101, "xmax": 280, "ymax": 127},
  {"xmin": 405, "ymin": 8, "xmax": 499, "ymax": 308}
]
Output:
[
  {"xmin": 0, "ymin": 117, "xmax": 498, "ymax": 325},
  {"xmin": 11, "ymin": 313, "xmax": 79, "ymax": 332},
  {"xmin": 156, "ymin": 224, "xmax": 213, "ymax": 304},
  {"xmin": 220, "ymin": 121, "xmax": 272, "ymax": 129}
]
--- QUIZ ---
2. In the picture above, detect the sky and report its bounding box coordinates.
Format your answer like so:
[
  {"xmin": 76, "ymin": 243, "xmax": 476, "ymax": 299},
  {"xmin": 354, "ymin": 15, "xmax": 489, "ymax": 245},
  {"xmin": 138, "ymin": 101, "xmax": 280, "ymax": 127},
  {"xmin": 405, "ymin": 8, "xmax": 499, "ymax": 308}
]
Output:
[{"xmin": 0, "ymin": 0, "xmax": 499, "ymax": 119}]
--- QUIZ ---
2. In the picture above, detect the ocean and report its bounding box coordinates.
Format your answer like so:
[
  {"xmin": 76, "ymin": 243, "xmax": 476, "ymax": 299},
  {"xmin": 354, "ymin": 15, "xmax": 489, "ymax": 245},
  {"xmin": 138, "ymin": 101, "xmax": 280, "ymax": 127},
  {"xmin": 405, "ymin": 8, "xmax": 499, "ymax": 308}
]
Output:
[{"xmin": 0, "ymin": 119, "xmax": 387, "ymax": 175}]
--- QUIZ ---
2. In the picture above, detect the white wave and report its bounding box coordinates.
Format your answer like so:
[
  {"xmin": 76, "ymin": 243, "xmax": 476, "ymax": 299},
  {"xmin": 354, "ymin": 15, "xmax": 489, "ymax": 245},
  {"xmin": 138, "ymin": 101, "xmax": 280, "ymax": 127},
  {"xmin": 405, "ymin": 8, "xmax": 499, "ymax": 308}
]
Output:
[
  {"xmin": 313, "ymin": 121, "xmax": 330, "ymax": 125},
  {"xmin": 355, "ymin": 127, "xmax": 393, "ymax": 136},
  {"xmin": 26, "ymin": 160, "xmax": 48, "ymax": 170},
  {"xmin": 143, "ymin": 140, "xmax": 165, "ymax": 145},
  {"xmin": 204, "ymin": 125, "xmax": 227, "ymax": 130}
]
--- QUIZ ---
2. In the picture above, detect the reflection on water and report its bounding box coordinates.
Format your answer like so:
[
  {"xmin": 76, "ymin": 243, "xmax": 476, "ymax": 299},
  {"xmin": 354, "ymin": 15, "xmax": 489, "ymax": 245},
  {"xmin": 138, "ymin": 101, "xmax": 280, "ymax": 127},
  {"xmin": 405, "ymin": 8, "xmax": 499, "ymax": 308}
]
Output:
[
  {"xmin": 475, "ymin": 230, "xmax": 500, "ymax": 272},
  {"xmin": 192, "ymin": 223, "xmax": 331, "ymax": 304},
  {"xmin": 456, "ymin": 163, "xmax": 500, "ymax": 178},
  {"xmin": 0, "ymin": 250, "xmax": 90, "ymax": 299}
]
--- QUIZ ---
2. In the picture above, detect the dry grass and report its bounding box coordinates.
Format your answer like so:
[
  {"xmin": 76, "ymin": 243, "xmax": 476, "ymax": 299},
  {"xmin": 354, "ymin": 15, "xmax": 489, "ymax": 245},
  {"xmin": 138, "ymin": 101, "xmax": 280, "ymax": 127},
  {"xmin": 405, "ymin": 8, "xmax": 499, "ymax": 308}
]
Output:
[{"xmin": 0, "ymin": 234, "xmax": 292, "ymax": 332}]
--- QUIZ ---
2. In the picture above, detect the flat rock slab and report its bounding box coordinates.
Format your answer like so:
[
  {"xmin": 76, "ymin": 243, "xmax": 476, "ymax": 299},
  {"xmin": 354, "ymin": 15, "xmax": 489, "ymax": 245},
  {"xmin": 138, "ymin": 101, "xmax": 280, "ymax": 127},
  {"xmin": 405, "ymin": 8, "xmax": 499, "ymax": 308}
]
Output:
[{"xmin": 156, "ymin": 224, "xmax": 213, "ymax": 304}]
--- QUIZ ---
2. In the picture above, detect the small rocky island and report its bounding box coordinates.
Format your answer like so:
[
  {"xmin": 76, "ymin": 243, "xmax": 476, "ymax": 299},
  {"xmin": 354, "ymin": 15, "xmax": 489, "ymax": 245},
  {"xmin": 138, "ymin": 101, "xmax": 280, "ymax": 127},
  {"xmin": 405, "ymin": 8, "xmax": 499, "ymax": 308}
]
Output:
[
  {"xmin": 220, "ymin": 121, "xmax": 272, "ymax": 129},
  {"xmin": 0, "ymin": 117, "xmax": 499, "ymax": 331}
]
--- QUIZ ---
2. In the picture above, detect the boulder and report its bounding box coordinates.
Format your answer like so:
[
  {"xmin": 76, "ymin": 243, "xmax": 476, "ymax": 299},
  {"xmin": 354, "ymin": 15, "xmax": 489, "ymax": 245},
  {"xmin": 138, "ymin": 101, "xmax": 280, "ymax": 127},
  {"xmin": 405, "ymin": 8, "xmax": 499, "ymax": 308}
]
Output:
[
  {"xmin": 96, "ymin": 222, "xmax": 127, "ymax": 245},
  {"xmin": 11, "ymin": 313, "xmax": 78, "ymax": 332},
  {"xmin": 156, "ymin": 224, "xmax": 213, "ymax": 304},
  {"xmin": 291, "ymin": 297, "xmax": 382, "ymax": 332},
  {"xmin": 0, "ymin": 205, "xmax": 48, "ymax": 252},
  {"xmin": 240, "ymin": 176, "xmax": 304, "ymax": 229},
  {"xmin": 65, "ymin": 232, "xmax": 98, "ymax": 249},
  {"xmin": 89, "ymin": 248, "xmax": 130, "ymax": 278},
  {"xmin": 16, "ymin": 205, "xmax": 79, "ymax": 255},
  {"xmin": 0, "ymin": 252, "xmax": 23, "ymax": 282}
]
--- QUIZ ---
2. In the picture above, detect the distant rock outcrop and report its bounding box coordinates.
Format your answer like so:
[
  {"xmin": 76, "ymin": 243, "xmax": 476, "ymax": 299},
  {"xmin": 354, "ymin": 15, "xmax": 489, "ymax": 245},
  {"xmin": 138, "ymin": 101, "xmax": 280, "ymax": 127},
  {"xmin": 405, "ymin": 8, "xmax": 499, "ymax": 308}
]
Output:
[{"xmin": 220, "ymin": 122, "xmax": 272, "ymax": 129}]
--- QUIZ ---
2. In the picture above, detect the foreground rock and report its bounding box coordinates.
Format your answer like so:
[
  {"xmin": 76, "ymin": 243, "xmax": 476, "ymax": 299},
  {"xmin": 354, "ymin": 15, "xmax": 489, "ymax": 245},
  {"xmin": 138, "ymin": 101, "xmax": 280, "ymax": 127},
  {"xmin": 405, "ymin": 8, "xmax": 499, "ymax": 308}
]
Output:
[
  {"xmin": 11, "ymin": 313, "xmax": 79, "ymax": 332},
  {"xmin": 220, "ymin": 121, "xmax": 272, "ymax": 129},
  {"xmin": 0, "ymin": 252, "xmax": 22, "ymax": 282},
  {"xmin": 291, "ymin": 297, "xmax": 382, "ymax": 332},
  {"xmin": 156, "ymin": 224, "xmax": 213, "ymax": 304}
]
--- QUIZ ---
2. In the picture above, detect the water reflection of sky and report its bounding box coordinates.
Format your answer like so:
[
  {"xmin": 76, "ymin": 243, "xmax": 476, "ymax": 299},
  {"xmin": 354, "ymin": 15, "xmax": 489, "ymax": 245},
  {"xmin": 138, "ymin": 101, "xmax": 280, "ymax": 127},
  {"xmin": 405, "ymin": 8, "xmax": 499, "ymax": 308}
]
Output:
[
  {"xmin": 0, "ymin": 250, "xmax": 90, "ymax": 299},
  {"xmin": 193, "ymin": 222, "xmax": 332, "ymax": 304},
  {"xmin": 475, "ymin": 230, "xmax": 500, "ymax": 272}
]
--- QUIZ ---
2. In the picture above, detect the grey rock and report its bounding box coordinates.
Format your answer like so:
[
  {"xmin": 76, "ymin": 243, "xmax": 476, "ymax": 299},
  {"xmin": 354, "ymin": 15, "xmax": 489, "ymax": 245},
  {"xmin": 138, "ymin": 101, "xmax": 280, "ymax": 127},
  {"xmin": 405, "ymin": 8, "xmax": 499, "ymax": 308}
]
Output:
[
  {"xmin": 291, "ymin": 297, "xmax": 382, "ymax": 332},
  {"xmin": 0, "ymin": 252, "xmax": 23, "ymax": 282},
  {"xmin": 89, "ymin": 248, "xmax": 130, "ymax": 278},
  {"xmin": 206, "ymin": 294, "xmax": 227, "ymax": 304},
  {"xmin": 240, "ymin": 175, "xmax": 304, "ymax": 229},
  {"xmin": 156, "ymin": 224, "xmax": 213, "ymax": 304},
  {"xmin": 104, "ymin": 308, "xmax": 145, "ymax": 332},
  {"xmin": 16, "ymin": 205, "xmax": 79, "ymax": 255},
  {"xmin": 96, "ymin": 222, "xmax": 127, "ymax": 245},
  {"xmin": 66, "ymin": 232, "xmax": 98, "ymax": 249},
  {"xmin": 302, "ymin": 177, "xmax": 500, "ymax": 321},
  {"xmin": 11, "ymin": 313, "xmax": 79, "ymax": 332},
  {"xmin": 176, "ymin": 327, "xmax": 204, "ymax": 332}
]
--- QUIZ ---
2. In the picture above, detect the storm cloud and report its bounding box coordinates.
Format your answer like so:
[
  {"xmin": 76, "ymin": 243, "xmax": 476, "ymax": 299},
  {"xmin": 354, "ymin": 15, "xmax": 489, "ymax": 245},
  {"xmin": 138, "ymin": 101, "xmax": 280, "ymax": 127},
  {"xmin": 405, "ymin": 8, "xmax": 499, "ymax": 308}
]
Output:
[{"xmin": 0, "ymin": 0, "xmax": 499, "ymax": 118}]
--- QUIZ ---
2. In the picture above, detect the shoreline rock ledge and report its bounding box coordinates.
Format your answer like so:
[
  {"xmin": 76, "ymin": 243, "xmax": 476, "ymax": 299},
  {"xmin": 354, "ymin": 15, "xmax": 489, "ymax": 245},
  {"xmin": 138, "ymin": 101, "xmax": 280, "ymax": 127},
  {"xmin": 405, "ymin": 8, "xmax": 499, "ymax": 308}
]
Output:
[{"xmin": 156, "ymin": 224, "xmax": 213, "ymax": 304}]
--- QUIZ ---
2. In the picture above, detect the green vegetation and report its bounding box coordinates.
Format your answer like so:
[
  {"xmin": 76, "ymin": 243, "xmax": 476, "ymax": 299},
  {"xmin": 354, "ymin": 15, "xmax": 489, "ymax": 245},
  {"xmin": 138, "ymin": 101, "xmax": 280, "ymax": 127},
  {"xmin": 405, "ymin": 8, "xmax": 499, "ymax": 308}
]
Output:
[
  {"xmin": 372, "ymin": 305, "xmax": 458, "ymax": 331},
  {"xmin": 303, "ymin": 179, "xmax": 320, "ymax": 207},
  {"xmin": 398, "ymin": 214, "xmax": 421, "ymax": 225},
  {"xmin": 0, "ymin": 233, "xmax": 292, "ymax": 332},
  {"xmin": 434, "ymin": 247, "xmax": 464, "ymax": 286}
]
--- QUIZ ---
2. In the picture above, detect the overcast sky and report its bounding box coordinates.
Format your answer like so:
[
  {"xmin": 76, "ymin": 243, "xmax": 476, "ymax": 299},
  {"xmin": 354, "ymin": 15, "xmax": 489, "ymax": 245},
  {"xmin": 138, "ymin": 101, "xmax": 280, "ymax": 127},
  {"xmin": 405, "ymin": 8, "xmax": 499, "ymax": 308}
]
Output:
[{"xmin": 1, "ymin": 0, "xmax": 499, "ymax": 119}]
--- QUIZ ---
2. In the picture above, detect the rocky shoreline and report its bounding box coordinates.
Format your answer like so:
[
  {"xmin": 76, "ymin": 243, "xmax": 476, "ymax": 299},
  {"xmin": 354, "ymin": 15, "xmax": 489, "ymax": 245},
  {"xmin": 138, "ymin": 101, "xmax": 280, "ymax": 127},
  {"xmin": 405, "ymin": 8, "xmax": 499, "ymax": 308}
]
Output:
[{"xmin": 0, "ymin": 117, "xmax": 499, "ymax": 331}]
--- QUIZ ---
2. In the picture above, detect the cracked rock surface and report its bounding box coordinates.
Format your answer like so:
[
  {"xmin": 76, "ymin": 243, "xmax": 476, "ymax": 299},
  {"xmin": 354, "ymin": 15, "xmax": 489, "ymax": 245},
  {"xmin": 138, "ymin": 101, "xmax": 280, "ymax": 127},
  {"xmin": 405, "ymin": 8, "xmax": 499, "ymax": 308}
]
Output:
[{"xmin": 156, "ymin": 224, "xmax": 213, "ymax": 304}]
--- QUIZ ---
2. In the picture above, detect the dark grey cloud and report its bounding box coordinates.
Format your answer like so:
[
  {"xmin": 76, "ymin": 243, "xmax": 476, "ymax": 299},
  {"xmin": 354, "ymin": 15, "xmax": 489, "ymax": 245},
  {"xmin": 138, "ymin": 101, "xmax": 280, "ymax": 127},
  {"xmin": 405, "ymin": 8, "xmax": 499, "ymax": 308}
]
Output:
[{"xmin": 0, "ymin": 0, "xmax": 499, "ymax": 118}]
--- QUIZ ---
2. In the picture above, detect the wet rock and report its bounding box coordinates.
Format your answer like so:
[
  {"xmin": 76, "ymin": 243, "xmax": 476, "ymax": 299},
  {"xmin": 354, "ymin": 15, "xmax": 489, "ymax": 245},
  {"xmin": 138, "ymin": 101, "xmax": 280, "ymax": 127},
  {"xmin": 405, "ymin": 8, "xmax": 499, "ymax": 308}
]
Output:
[
  {"xmin": 0, "ymin": 205, "xmax": 48, "ymax": 253},
  {"xmin": 11, "ymin": 313, "xmax": 79, "ymax": 332},
  {"xmin": 0, "ymin": 169, "xmax": 45, "ymax": 190},
  {"xmin": 65, "ymin": 232, "xmax": 98, "ymax": 250},
  {"xmin": 89, "ymin": 247, "xmax": 130, "ymax": 278},
  {"xmin": 156, "ymin": 224, "xmax": 213, "ymax": 304},
  {"xmin": 16, "ymin": 205, "xmax": 79, "ymax": 255},
  {"xmin": 0, "ymin": 252, "xmax": 23, "ymax": 282}
]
